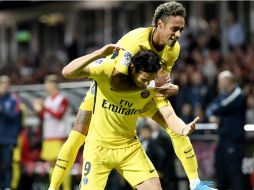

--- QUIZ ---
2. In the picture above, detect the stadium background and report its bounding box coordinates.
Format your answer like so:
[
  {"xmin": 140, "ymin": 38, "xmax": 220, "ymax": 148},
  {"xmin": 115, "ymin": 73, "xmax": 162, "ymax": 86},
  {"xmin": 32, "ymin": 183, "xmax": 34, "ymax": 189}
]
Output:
[{"xmin": 0, "ymin": 1, "xmax": 254, "ymax": 190}]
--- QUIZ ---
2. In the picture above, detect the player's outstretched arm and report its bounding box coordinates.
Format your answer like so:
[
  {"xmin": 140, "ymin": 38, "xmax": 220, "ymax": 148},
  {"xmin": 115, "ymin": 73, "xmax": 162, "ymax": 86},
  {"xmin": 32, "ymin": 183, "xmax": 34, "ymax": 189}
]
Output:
[
  {"xmin": 62, "ymin": 44, "xmax": 123, "ymax": 78},
  {"xmin": 159, "ymin": 105, "xmax": 199, "ymax": 136}
]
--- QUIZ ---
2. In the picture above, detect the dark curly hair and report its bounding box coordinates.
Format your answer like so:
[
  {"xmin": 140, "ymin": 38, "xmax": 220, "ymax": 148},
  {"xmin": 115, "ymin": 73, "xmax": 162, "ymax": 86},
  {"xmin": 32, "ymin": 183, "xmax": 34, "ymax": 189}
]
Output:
[
  {"xmin": 152, "ymin": 1, "xmax": 186, "ymax": 27},
  {"xmin": 128, "ymin": 49, "xmax": 161, "ymax": 74}
]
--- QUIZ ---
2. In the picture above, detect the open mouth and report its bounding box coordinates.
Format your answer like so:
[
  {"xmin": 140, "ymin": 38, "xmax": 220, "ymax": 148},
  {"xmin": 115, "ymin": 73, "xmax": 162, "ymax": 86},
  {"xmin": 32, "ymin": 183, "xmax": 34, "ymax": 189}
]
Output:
[
  {"xmin": 168, "ymin": 39, "xmax": 176, "ymax": 45},
  {"xmin": 169, "ymin": 37, "xmax": 177, "ymax": 42}
]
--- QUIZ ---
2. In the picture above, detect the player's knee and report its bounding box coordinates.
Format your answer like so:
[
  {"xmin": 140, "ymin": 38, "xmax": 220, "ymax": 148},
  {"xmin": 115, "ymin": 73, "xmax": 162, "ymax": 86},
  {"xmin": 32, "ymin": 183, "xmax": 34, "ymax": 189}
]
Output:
[
  {"xmin": 136, "ymin": 177, "xmax": 162, "ymax": 190},
  {"xmin": 73, "ymin": 109, "xmax": 92, "ymax": 135},
  {"xmin": 151, "ymin": 182, "xmax": 163, "ymax": 190}
]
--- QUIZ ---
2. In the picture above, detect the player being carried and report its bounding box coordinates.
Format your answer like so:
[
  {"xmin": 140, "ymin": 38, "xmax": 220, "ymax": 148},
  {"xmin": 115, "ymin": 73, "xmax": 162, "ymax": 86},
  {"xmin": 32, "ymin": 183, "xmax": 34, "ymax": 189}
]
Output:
[
  {"xmin": 62, "ymin": 43, "xmax": 200, "ymax": 190},
  {"xmin": 49, "ymin": 2, "xmax": 217, "ymax": 190}
]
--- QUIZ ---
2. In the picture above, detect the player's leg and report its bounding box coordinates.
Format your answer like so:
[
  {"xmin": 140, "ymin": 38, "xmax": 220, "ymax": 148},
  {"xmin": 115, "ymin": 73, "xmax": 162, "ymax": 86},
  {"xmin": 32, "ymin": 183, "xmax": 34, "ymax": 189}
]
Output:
[
  {"xmin": 49, "ymin": 90, "xmax": 94, "ymax": 190},
  {"xmin": 117, "ymin": 143, "xmax": 162, "ymax": 190},
  {"xmin": 152, "ymin": 108, "xmax": 218, "ymax": 190},
  {"xmin": 135, "ymin": 178, "xmax": 162, "ymax": 190},
  {"xmin": 141, "ymin": 100, "xmax": 199, "ymax": 180},
  {"xmin": 152, "ymin": 110, "xmax": 199, "ymax": 180},
  {"xmin": 140, "ymin": 100, "xmax": 201, "ymax": 189},
  {"xmin": 79, "ymin": 142, "xmax": 112, "ymax": 190},
  {"xmin": 42, "ymin": 140, "xmax": 73, "ymax": 190}
]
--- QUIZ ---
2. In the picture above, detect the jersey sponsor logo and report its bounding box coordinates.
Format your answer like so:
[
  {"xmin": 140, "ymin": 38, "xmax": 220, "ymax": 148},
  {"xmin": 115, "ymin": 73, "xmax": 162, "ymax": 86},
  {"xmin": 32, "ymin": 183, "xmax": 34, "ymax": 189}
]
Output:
[
  {"xmin": 120, "ymin": 51, "xmax": 132, "ymax": 66},
  {"xmin": 101, "ymin": 99, "xmax": 142, "ymax": 115},
  {"xmin": 141, "ymin": 90, "xmax": 150, "ymax": 99}
]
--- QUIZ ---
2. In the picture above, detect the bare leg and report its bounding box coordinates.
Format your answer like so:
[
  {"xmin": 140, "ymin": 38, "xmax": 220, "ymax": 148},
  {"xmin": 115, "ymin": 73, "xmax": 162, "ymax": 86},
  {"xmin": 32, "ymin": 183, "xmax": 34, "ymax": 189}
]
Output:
[{"xmin": 135, "ymin": 177, "xmax": 162, "ymax": 190}]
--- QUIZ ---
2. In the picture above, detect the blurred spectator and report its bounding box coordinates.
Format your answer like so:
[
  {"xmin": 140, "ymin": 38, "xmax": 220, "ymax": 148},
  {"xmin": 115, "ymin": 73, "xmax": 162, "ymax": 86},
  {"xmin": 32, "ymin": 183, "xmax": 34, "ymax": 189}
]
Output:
[
  {"xmin": 11, "ymin": 104, "xmax": 26, "ymax": 190},
  {"xmin": 187, "ymin": 70, "xmax": 214, "ymax": 110},
  {"xmin": 206, "ymin": 19, "xmax": 221, "ymax": 51},
  {"xmin": 16, "ymin": 126, "xmax": 42, "ymax": 190},
  {"xmin": 17, "ymin": 58, "xmax": 36, "ymax": 84},
  {"xmin": 194, "ymin": 105, "xmax": 208, "ymax": 123},
  {"xmin": 138, "ymin": 118, "xmax": 177, "ymax": 190},
  {"xmin": 206, "ymin": 70, "xmax": 246, "ymax": 190},
  {"xmin": 246, "ymin": 92, "xmax": 254, "ymax": 124},
  {"xmin": 66, "ymin": 34, "xmax": 79, "ymax": 61},
  {"xmin": 32, "ymin": 74, "xmax": 72, "ymax": 190},
  {"xmin": 227, "ymin": 12, "xmax": 246, "ymax": 49},
  {"xmin": 200, "ymin": 51, "xmax": 218, "ymax": 86},
  {"xmin": 172, "ymin": 71, "xmax": 190, "ymax": 115},
  {"xmin": 0, "ymin": 76, "xmax": 22, "ymax": 190},
  {"xmin": 181, "ymin": 103, "xmax": 194, "ymax": 123}
]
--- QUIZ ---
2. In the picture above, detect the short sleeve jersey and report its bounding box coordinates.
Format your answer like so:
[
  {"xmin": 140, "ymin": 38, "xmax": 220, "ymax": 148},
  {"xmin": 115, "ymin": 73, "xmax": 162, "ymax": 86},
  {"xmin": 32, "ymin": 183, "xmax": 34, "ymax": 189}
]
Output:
[
  {"xmin": 86, "ymin": 59, "xmax": 158, "ymax": 148},
  {"xmin": 114, "ymin": 27, "xmax": 180, "ymax": 74}
]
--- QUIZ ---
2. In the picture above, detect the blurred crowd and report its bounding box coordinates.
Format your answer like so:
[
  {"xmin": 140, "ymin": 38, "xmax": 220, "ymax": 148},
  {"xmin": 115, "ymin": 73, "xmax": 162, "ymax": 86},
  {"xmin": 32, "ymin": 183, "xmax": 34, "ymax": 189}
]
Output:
[
  {"xmin": 1, "ymin": 11, "xmax": 254, "ymax": 190},
  {"xmin": 1, "ymin": 17, "xmax": 254, "ymax": 124},
  {"xmin": 170, "ymin": 18, "xmax": 254, "ymax": 125}
]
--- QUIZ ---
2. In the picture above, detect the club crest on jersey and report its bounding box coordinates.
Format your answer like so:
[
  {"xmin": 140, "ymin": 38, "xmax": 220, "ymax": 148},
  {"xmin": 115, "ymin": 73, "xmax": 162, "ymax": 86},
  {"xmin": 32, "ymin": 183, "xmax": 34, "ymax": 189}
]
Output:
[
  {"xmin": 83, "ymin": 177, "xmax": 88, "ymax": 185},
  {"xmin": 120, "ymin": 51, "xmax": 132, "ymax": 66},
  {"xmin": 141, "ymin": 90, "xmax": 150, "ymax": 99}
]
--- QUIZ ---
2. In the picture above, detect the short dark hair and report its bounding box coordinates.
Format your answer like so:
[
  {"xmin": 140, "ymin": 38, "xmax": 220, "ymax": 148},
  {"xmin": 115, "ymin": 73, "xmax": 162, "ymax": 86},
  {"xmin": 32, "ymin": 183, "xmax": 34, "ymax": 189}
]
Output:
[
  {"xmin": 152, "ymin": 1, "xmax": 186, "ymax": 27},
  {"xmin": 129, "ymin": 49, "xmax": 161, "ymax": 74},
  {"xmin": 44, "ymin": 74, "xmax": 58, "ymax": 84}
]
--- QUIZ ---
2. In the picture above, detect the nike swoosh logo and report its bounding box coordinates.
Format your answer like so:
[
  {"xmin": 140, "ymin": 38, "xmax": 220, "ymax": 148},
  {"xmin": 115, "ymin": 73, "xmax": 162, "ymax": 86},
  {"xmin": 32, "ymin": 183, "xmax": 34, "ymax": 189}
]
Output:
[
  {"xmin": 184, "ymin": 149, "xmax": 192, "ymax": 154},
  {"xmin": 150, "ymin": 169, "xmax": 155, "ymax": 173}
]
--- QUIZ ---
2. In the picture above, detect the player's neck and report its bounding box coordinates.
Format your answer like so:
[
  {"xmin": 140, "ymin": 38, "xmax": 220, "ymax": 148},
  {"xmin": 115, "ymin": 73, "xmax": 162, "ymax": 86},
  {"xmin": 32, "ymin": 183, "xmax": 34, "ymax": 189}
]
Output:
[
  {"xmin": 111, "ymin": 73, "xmax": 143, "ymax": 92},
  {"xmin": 151, "ymin": 28, "xmax": 165, "ymax": 52}
]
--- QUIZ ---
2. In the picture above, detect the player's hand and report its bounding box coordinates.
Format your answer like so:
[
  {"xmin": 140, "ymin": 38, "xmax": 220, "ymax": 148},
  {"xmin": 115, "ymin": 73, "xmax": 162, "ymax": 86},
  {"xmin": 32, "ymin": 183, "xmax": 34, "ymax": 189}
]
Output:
[
  {"xmin": 155, "ymin": 69, "xmax": 171, "ymax": 87},
  {"xmin": 97, "ymin": 44, "xmax": 124, "ymax": 58},
  {"xmin": 32, "ymin": 99, "xmax": 43, "ymax": 112},
  {"xmin": 208, "ymin": 116, "xmax": 220, "ymax": 125},
  {"xmin": 156, "ymin": 83, "xmax": 179, "ymax": 97},
  {"xmin": 182, "ymin": 117, "xmax": 199, "ymax": 136}
]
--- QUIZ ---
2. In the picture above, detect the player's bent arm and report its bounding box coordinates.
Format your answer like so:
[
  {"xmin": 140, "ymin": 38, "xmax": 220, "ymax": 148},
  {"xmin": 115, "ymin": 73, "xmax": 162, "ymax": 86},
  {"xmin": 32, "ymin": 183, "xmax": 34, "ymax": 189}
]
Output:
[
  {"xmin": 159, "ymin": 105, "xmax": 199, "ymax": 136},
  {"xmin": 155, "ymin": 70, "xmax": 179, "ymax": 97},
  {"xmin": 156, "ymin": 83, "xmax": 179, "ymax": 97},
  {"xmin": 62, "ymin": 44, "xmax": 123, "ymax": 78}
]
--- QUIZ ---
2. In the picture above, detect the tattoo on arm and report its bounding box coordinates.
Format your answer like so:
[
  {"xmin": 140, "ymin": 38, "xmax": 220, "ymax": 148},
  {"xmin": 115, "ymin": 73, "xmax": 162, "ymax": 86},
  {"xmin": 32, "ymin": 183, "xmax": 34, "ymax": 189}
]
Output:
[{"xmin": 74, "ymin": 110, "xmax": 92, "ymax": 134}]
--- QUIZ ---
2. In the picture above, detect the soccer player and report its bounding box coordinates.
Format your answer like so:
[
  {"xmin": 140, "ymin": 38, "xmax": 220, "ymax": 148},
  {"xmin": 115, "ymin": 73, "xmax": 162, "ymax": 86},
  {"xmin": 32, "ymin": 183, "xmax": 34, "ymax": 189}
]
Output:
[
  {"xmin": 49, "ymin": 2, "xmax": 216, "ymax": 190},
  {"xmin": 62, "ymin": 43, "xmax": 199, "ymax": 190}
]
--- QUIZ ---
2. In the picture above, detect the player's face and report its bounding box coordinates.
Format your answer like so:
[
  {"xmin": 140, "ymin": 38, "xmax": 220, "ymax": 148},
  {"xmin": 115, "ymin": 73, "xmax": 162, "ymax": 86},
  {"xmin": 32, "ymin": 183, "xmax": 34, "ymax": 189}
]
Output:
[
  {"xmin": 133, "ymin": 71, "xmax": 157, "ymax": 88},
  {"xmin": 157, "ymin": 16, "xmax": 185, "ymax": 47},
  {"xmin": 0, "ymin": 81, "xmax": 10, "ymax": 95},
  {"xmin": 218, "ymin": 77, "xmax": 229, "ymax": 94},
  {"xmin": 44, "ymin": 82, "xmax": 55, "ymax": 95}
]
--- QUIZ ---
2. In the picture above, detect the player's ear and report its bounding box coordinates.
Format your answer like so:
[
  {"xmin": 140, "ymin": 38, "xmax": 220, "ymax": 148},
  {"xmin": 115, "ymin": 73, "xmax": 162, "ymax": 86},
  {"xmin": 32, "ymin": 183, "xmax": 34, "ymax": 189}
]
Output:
[
  {"xmin": 157, "ymin": 19, "xmax": 165, "ymax": 29},
  {"xmin": 130, "ymin": 63, "xmax": 136, "ymax": 74}
]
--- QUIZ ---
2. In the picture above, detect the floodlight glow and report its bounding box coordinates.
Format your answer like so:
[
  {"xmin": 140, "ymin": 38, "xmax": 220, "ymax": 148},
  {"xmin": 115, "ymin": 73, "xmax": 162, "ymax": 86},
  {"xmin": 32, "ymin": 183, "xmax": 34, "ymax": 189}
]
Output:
[{"xmin": 244, "ymin": 124, "xmax": 254, "ymax": 131}]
